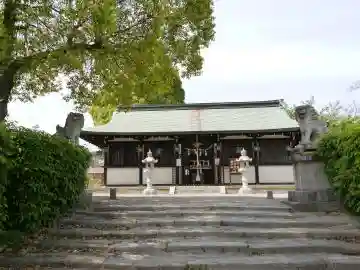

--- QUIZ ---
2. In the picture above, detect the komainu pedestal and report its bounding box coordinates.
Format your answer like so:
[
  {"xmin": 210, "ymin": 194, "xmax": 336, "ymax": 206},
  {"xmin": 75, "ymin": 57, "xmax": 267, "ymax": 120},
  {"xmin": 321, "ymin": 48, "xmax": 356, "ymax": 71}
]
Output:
[
  {"xmin": 286, "ymin": 105, "xmax": 339, "ymax": 212},
  {"xmin": 288, "ymin": 151, "xmax": 338, "ymax": 211}
]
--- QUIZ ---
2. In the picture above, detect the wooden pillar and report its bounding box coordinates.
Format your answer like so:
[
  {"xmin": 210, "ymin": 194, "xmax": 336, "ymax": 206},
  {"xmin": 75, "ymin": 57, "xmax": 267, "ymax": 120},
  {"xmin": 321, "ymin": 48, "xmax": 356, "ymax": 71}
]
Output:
[
  {"xmin": 214, "ymin": 134, "xmax": 221, "ymax": 185},
  {"xmin": 220, "ymin": 140, "xmax": 225, "ymax": 185},
  {"xmin": 174, "ymin": 137, "xmax": 181, "ymax": 185},
  {"xmin": 137, "ymin": 138, "xmax": 144, "ymax": 185},
  {"xmin": 252, "ymin": 136, "xmax": 260, "ymax": 184},
  {"xmin": 103, "ymin": 137, "xmax": 110, "ymax": 186}
]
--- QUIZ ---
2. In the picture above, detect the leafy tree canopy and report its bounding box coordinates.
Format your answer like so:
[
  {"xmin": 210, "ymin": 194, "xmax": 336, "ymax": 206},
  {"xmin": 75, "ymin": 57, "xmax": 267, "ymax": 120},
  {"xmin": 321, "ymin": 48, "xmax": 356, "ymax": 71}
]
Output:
[{"xmin": 0, "ymin": 0, "xmax": 215, "ymax": 123}]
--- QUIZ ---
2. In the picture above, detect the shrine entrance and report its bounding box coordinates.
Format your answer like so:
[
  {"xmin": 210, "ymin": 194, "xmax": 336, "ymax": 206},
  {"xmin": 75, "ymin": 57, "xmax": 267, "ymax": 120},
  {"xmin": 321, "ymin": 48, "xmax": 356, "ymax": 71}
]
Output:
[{"xmin": 181, "ymin": 135, "xmax": 216, "ymax": 185}]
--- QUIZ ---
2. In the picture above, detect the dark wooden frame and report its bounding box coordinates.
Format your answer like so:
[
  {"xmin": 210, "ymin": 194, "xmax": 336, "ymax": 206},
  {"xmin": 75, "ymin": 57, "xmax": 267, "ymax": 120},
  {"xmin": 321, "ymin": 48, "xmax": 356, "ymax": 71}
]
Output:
[{"xmin": 100, "ymin": 131, "xmax": 299, "ymax": 186}]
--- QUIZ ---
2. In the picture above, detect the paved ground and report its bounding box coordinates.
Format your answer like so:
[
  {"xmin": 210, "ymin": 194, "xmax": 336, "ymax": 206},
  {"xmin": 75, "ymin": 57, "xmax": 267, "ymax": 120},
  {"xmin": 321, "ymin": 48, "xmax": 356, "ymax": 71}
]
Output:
[{"xmin": 1, "ymin": 195, "xmax": 360, "ymax": 269}]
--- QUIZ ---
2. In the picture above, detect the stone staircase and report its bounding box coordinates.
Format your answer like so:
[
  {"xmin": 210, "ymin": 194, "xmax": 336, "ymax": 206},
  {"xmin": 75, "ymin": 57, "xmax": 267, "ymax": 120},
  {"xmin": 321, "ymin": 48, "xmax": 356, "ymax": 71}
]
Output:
[{"xmin": 1, "ymin": 196, "xmax": 360, "ymax": 269}]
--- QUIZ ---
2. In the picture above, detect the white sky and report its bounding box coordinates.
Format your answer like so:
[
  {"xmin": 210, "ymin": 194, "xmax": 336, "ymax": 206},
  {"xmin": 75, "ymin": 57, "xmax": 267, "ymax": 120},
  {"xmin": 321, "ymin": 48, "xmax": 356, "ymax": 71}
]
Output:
[{"xmin": 8, "ymin": 0, "xmax": 360, "ymax": 150}]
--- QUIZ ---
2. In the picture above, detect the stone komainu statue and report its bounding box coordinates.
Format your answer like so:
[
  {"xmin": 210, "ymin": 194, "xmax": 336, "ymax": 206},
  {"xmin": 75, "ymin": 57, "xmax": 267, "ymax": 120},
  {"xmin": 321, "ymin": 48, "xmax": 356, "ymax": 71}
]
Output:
[
  {"xmin": 294, "ymin": 105, "xmax": 328, "ymax": 149},
  {"xmin": 56, "ymin": 112, "xmax": 84, "ymax": 145}
]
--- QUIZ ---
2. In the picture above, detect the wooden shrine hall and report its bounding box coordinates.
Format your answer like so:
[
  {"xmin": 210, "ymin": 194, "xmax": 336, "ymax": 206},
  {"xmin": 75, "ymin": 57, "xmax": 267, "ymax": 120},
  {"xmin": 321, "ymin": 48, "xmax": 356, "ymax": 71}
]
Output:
[{"xmin": 80, "ymin": 100, "xmax": 300, "ymax": 186}]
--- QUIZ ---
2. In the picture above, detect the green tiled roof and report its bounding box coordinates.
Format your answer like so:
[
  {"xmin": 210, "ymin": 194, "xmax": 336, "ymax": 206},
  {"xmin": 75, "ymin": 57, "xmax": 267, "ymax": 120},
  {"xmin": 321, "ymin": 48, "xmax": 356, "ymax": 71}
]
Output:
[{"xmin": 81, "ymin": 100, "xmax": 299, "ymax": 136}]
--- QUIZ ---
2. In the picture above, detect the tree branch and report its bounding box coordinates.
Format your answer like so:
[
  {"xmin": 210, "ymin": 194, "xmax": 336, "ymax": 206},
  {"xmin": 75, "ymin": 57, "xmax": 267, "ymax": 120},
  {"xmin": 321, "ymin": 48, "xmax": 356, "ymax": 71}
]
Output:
[
  {"xmin": 15, "ymin": 42, "xmax": 106, "ymax": 67},
  {"xmin": 1, "ymin": 8, "xmax": 154, "ymax": 75},
  {"xmin": 2, "ymin": 0, "xmax": 17, "ymax": 58}
]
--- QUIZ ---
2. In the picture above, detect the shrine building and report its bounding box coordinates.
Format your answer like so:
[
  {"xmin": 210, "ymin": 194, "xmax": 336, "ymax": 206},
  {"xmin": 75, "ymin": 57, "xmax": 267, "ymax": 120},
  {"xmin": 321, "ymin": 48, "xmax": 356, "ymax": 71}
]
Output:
[{"xmin": 80, "ymin": 100, "xmax": 300, "ymax": 186}]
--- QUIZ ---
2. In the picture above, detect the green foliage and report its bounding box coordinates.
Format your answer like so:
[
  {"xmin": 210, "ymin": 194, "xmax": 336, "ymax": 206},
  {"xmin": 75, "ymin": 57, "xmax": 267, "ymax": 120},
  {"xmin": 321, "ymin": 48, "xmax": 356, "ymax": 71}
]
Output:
[
  {"xmin": 2, "ymin": 126, "xmax": 91, "ymax": 233},
  {"xmin": 0, "ymin": 0, "xmax": 215, "ymax": 122},
  {"xmin": 90, "ymin": 77, "xmax": 185, "ymax": 125},
  {"xmin": 317, "ymin": 119, "xmax": 360, "ymax": 214}
]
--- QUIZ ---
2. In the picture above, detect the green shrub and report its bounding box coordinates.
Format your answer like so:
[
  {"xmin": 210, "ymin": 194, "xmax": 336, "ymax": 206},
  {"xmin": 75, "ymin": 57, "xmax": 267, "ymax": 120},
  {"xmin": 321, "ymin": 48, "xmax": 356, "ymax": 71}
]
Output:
[
  {"xmin": 317, "ymin": 120, "xmax": 360, "ymax": 214},
  {"xmin": 3, "ymin": 126, "xmax": 91, "ymax": 233}
]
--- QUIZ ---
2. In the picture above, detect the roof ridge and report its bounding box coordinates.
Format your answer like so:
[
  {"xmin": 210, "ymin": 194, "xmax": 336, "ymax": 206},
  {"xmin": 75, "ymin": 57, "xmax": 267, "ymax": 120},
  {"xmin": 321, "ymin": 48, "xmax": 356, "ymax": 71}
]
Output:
[{"xmin": 117, "ymin": 99, "xmax": 283, "ymax": 112}]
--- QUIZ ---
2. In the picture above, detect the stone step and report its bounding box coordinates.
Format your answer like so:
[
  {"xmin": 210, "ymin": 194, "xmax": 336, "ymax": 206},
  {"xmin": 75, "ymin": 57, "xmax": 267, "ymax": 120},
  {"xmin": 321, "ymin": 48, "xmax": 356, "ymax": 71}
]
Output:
[
  {"xmin": 1, "ymin": 252, "xmax": 360, "ymax": 269},
  {"xmin": 72, "ymin": 209, "xmax": 328, "ymax": 219},
  {"xmin": 0, "ymin": 253, "xmax": 105, "ymax": 269},
  {"xmin": 59, "ymin": 216, "xmax": 351, "ymax": 230},
  {"xmin": 174, "ymin": 185, "xmax": 223, "ymax": 194},
  {"xmin": 90, "ymin": 203, "xmax": 291, "ymax": 212},
  {"xmin": 38, "ymin": 269, "xmax": 89, "ymax": 270},
  {"xmin": 94, "ymin": 196, "xmax": 289, "ymax": 204},
  {"xmin": 101, "ymin": 252, "xmax": 360, "ymax": 269},
  {"xmin": 34, "ymin": 237, "xmax": 360, "ymax": 256},
  {"xmin": 48, "ymin": 226, "xmax": 360, "ymax": 241},
  {"xmin": 94, "ymin": 195, "xmax": 288, "ymax": 201},
  {"xmin": 38, "ymin": 268, "xmax": 89, "ymax": 270}
]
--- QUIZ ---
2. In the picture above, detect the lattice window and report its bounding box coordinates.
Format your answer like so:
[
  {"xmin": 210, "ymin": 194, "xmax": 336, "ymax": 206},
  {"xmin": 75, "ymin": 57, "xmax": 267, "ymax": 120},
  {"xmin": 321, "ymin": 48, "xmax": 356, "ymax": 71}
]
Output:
[
  {"xmin": 221, "ymin": 139, "xmax": 253, "ymax": 166},
  {"xmin": 258, "ymin": 139, "xmax": 291, "ymax": 165},
  {"xmin": 143, "ymin": 141, "xmax": 175, "ymax": 166},
  {"xmin": 109, "ymin": 142, "xmax": 138, "ymax": 167}
]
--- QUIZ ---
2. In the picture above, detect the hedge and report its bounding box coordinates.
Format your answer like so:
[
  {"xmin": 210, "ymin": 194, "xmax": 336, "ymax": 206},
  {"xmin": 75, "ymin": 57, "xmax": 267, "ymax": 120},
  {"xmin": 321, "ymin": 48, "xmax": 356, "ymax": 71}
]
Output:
[
  {"xmin": 317, "ymin": 120, "xmax": 360, "ymax": 214},
  {"xmin": 0, "ymin": 125, "xmax": 91, "ymax": 234}
]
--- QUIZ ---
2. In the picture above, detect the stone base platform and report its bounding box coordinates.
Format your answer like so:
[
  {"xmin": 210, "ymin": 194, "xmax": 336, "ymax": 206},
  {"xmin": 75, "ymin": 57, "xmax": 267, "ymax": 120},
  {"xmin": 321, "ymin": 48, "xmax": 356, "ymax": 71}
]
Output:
[
  {"xmin": 288, "ymin": 189, "xmax": 338, "ymax": 203},
  {"xmin": 285, "ymin": 189, "xmax": 340, "ymax": 212}
]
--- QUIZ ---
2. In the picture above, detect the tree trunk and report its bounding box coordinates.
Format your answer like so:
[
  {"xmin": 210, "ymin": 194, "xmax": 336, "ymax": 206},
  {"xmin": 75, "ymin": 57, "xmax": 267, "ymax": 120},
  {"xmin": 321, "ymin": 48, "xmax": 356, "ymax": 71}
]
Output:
[
  {"xmin": 0, "ymin": 66, "xmax": 17, "ymax": 122},
  {"xmin": 1, "ymin": 0, "xmax": 18, "ymax": 122},
  {"xmin": 0, "ymin": 98, "xmax": 8, "ymax": 122}
]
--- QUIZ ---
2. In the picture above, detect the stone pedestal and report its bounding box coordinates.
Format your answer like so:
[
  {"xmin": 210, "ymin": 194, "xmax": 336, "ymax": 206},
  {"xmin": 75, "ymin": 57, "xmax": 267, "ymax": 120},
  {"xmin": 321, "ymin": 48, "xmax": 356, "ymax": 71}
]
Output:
[
  {"xmin": 143, "ymin": 178, "xmax": 158, "ymax": 195},
  {"xmin": 238, "ymin": 179, "xmax": 252, "ymax": 194},
  {"xmin": 286, "ymin": 150, "xmax": 339, "ymax": 212},
  {"xmin": 238, "ymin": 170, "xmax": 253, "ymax": 194}
]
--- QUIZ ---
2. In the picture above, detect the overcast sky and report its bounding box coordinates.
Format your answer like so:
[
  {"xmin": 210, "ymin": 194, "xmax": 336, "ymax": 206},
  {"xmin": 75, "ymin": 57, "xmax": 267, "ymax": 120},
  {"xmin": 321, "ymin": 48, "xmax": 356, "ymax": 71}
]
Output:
[{"xmin": 8, "ymin": 0, "xmax": 360, "ymax": 149}]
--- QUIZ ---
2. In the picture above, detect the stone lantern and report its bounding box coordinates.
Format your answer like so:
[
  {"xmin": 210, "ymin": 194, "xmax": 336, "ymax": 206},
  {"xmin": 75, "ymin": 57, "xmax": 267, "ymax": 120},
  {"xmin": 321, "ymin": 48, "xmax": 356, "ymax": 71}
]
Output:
[
  {"xmin": 237, "ymin": 148, "xmax": 253, "ymax": 194},
  {"xmin": 142, "ymin": 149, "xmax": 158, "ymax": 195}
]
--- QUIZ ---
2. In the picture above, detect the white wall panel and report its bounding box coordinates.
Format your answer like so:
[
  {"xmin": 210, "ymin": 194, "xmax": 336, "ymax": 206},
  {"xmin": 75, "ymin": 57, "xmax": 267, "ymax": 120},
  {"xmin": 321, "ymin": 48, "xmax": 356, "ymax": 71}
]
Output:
[
  {"xmin": 259, "ymin": 165, "xmax": 294, "ymax": 183},
  {"xmin": 106, "ymin": 168, "xmax": 139, "ymax": 185},
  {"xmin": 148, "ymin": 168, "xmax": 173, "ymax": 185}
]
